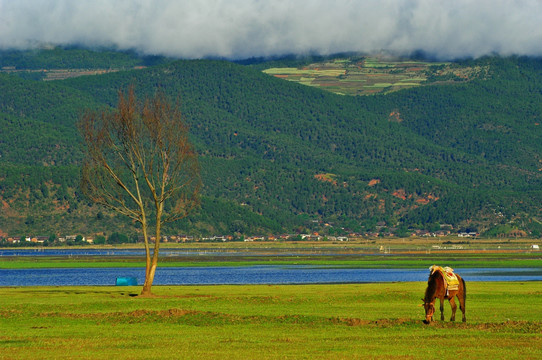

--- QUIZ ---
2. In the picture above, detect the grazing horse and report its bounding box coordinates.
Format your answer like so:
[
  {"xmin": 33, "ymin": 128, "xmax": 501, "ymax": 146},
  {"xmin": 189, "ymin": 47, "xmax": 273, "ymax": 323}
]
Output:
[{"xmin": 422, "ymin": 266, "xmax": 466, "ymax": 324}]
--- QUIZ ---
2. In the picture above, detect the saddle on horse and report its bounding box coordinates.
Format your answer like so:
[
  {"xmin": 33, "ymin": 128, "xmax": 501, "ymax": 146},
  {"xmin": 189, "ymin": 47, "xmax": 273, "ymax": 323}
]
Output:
[{"xmin": 429, "ymin": 265, "xmax": 460, "ymax": 295}]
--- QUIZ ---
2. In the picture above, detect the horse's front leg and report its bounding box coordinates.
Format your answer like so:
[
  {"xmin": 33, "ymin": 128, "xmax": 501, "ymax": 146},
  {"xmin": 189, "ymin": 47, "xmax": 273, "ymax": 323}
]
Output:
[
  {"xmin": 449, "ymin": 297, "xmax": 457, "ymax": 321},
  {"xmin": 439, "ymin": 298, "xmax": 444, "ymax": 321}
]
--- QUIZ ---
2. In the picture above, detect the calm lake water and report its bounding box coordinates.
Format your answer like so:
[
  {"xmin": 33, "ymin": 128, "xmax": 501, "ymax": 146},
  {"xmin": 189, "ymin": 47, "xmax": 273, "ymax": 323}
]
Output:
[
  {"xmin": 1, "ymin": 248, "xmax": 541, "ymax": 286},
  {"xmin": 1, "ymin": 266, "xmax": 541, "ymax": 287}
]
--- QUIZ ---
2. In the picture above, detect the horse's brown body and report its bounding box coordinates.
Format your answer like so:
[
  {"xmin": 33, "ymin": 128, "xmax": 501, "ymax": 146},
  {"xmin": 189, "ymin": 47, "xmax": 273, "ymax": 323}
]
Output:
[{"xmin": 423, "ymin": 268, "xmax": 466, "ymax": 324}]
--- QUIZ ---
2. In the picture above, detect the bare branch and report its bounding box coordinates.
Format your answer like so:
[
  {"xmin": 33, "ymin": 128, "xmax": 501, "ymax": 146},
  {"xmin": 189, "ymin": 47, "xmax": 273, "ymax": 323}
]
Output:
[{"xmin": 79, "ymin": 85, "xmax": 201, "ymax": 295}]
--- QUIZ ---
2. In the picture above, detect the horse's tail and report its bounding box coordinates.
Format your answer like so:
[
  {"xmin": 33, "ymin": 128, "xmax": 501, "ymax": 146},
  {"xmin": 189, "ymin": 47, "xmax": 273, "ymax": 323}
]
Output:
[{"xmin": 461, "ymin": 276, "xmax": 467, "ymax": 303}]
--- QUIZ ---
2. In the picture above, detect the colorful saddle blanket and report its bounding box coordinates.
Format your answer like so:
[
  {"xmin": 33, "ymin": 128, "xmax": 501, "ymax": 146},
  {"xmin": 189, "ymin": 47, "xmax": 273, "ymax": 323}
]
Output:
[{"xmin": 429, "ymin": 265, "xmax": 459, "ymax": 291}]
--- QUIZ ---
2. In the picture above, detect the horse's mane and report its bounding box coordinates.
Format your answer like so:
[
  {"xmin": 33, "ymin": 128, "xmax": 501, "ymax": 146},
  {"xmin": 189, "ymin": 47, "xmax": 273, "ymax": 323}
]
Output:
[{"xmin": 424, "ymin": 270, "xmax": 441, "ymax": 301}]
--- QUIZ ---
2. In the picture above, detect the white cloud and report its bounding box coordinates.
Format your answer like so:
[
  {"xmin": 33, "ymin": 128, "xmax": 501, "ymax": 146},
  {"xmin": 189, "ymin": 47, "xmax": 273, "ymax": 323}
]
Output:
[{"xmin": 1, "ymin": 0, "xmax": 541, "ymax": 59}]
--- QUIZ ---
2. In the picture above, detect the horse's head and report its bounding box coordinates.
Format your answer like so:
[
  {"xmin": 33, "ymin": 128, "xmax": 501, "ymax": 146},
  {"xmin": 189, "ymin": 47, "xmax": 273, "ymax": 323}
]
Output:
[{"xmin": 421, "ymin": 298, "xmax": 435, "ymax": 324}]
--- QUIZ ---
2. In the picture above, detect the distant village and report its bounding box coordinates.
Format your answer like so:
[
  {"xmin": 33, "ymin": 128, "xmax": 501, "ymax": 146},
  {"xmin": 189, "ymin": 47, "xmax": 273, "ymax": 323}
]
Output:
[{"xmin": 0, "ymin": 228, "xmax": 483, "ymax": 246}]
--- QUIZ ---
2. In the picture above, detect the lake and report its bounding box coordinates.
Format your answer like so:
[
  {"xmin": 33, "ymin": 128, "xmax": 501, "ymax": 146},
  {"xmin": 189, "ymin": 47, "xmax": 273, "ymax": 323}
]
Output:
[
  {"xmin": 2, "ymin": 248, "xmax": 541, "ymax": 286},
  {"xmin": 1, "ymin": 266, "xmax": 541, "ymax": 286}
]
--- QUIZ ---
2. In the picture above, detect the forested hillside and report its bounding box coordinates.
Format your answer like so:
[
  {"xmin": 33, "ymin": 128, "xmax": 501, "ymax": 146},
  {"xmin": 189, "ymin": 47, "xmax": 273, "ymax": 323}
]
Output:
[{"xmin": 1, "ymin": 48, "xmax": 541, "ymax": 238}]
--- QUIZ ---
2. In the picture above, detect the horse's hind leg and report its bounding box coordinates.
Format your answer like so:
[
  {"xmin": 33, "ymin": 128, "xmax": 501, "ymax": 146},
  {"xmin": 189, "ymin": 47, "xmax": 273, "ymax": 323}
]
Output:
[
  {"xmin": 459, "ymin": 277, "xmax": 467, "ymax": 322},
  {"xmin": 458, "ymin": 294, "xmax": 466, "ymax": 322},
  {"xmin": 449, "ymin": 298, "xmax": 457, "ymax": 321}
]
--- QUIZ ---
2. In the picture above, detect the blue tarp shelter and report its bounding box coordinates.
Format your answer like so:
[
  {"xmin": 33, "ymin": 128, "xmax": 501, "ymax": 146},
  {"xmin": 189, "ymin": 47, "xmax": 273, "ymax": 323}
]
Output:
[{"xmin": 116, "ymin": 277, "xmax": 138, "ymax": 286}]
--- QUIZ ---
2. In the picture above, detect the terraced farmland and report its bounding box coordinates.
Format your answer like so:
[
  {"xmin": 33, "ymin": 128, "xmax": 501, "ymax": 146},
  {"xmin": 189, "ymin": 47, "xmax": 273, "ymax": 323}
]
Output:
[{"xmin": 263, "ymin": 56, "xmax": 487, "ymax": 95}]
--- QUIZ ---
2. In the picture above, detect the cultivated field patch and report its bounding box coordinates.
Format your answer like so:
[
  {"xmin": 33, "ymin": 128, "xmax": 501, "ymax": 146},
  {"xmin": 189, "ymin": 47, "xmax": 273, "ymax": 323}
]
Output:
[{"xmin": 263, "ymin": 56, "xmax": 489, "ymax": 95}]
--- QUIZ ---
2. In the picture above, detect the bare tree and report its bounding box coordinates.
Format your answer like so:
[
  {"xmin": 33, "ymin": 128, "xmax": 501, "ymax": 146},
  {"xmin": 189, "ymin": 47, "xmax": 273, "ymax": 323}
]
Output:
[{"xmin": 79, "ymin": 86, "xmax": 201, "ymax": 296}]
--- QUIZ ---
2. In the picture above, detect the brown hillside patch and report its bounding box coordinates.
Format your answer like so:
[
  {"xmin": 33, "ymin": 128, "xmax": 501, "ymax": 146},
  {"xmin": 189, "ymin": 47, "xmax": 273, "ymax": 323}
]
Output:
[
  {"xmin": 416, "ymin": 194, "xmax": 439, "ymax": 204},
  {"xmin": 1, "ymin": 199, "xmax": 18, "ymax": 217},
  {"xmin": 368, "ymin": 179, "xmax": 380, "ymax": 187},
  {"xmin": 314, "ymin": 173, "xmax": 337, "ymax": 185},
  {"xmin": 388, "ymin": 111, "xmax": 403, "ymax": 122},
  {"xmin": 378, "ymin": 199, "xmax": 386, "ymax": 211},
  {"xmin": 508, "ymin": 229, "xmax": 527, "ymax": 237},
  {"xmin": 392, "ymin": 189, "xmax": 408, "ymax": 200}
]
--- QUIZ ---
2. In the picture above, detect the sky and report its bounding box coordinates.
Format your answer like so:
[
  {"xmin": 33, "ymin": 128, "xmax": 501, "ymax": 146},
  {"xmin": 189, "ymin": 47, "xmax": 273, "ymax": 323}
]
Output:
[{"xmin": 1, "ymin": 0, "xmax": 541, "ymax": 60}]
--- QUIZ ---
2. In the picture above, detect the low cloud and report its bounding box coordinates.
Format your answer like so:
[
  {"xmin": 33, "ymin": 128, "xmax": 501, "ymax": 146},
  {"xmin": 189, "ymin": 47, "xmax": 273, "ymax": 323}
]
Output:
[{"xmin": 1, "ymin": 0, "xmax": 541, "ymax": 60}]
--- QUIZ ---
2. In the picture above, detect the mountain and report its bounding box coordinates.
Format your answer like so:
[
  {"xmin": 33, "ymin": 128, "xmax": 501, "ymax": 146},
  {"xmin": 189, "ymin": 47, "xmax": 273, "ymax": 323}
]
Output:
[{"xmin": 1, "ymin": 48, "xmax": 541, "ymax": 238}]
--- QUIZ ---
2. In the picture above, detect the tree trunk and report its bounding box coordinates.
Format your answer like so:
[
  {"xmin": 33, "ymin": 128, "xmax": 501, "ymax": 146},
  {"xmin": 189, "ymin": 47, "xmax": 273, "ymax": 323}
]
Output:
[
  {"xmin": 141, "ymin": 261, "xmax": 158, "ymax": 296},
  {"xmin": 140, "ymin": 208, "xmax": 162, "ymax": 296},
  {"xmin": 140, "ymin": 218, "xmax": 155, "ymax": 296},
  {"xmin": 141, "ymin": 243, "xmax": 160, "ymax": 296}
]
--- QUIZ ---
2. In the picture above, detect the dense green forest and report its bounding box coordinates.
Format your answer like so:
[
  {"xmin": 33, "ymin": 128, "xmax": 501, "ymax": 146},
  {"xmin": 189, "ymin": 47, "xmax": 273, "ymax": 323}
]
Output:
[
  {"xmin": 0, "ymin": 46, "xmax": 166, "ymax": 70},
  {"xmin": 0, "ymin": 48, "xmax": 541, "ymax": 238}
]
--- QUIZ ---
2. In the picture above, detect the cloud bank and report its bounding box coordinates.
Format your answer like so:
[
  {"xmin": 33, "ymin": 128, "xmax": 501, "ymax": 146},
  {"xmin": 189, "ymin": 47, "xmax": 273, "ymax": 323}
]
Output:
[{"xmin": 1, "ymin": 0, "xmax": 541, "ymax": 60}]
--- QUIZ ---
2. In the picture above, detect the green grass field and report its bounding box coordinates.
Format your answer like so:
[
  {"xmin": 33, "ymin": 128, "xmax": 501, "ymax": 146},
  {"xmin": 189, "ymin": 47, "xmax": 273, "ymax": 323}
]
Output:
[
  {"xmin": 1, "ymin": 245, "xmax": 540, "ymax": 270},
  {"xmin": 1, "ymin": 282, "xmax": 540, "ymax": 359},
  {"xmin": 2, "ymin": 256, "xmax": 541, "ymax": 270}
]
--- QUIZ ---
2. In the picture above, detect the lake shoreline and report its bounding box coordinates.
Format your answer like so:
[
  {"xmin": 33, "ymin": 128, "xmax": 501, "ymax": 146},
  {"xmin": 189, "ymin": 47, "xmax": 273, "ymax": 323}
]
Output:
[{"xmin": 2, "ymin": 265, "xmax": 541, "ymax": 287}]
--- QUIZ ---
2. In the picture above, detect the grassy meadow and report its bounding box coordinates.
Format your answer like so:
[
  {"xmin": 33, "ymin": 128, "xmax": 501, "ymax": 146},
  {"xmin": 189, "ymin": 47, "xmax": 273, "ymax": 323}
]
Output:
[
  {"xmin": 1, "ymin": 254, "xmax": 541, "ymax": 270},
  {"xmin": 2, "ymin": 238, "xmax": 541, "ymax": 270},
  {"xmin": 2, "ymin": 240, "xmax": 541, "ymax": 358},
  {"xmin": 1, "ymin": 282, "xmax": 541, "ymax": 359}
]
